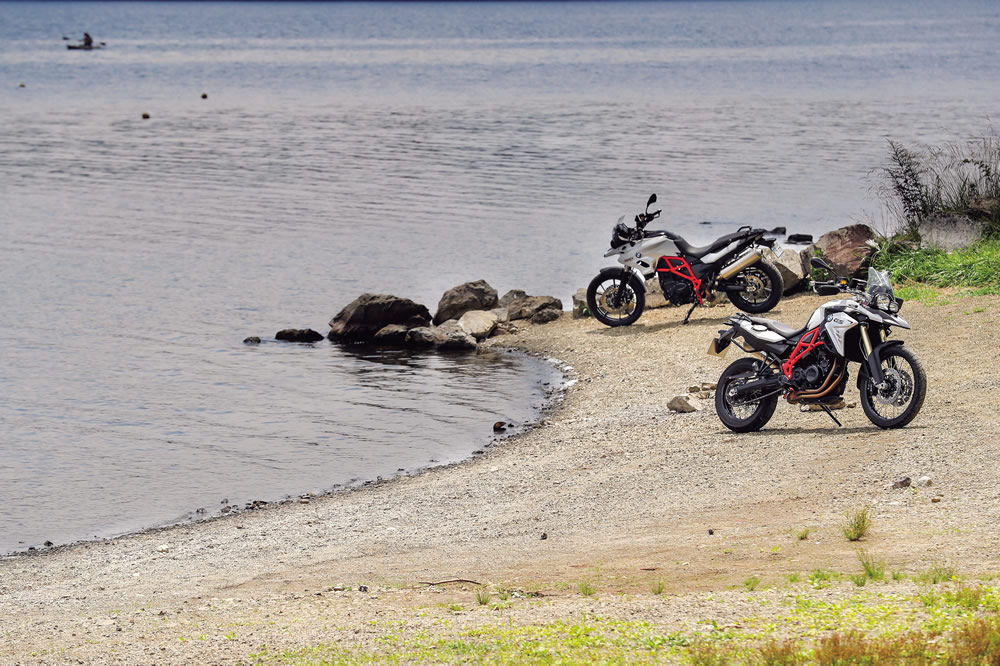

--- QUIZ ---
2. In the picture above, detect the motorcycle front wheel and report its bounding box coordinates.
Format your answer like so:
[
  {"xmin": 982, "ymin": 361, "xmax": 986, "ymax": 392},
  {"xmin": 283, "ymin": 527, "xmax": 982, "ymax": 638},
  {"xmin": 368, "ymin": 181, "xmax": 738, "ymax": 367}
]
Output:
[
  {"xmin": 715, "ymin": 357, "xmax": 780, "ymax": 432},
  {"xmin": 860, "ymin": 345, "xmax": 927, "ymax": 429},
  {"xmin": 586, "ymin": 272, "xmax": 645, "ymax": 327},
  {"xmin": 728, "ymin": 262, "xmax": 783, "ymax": 314}
]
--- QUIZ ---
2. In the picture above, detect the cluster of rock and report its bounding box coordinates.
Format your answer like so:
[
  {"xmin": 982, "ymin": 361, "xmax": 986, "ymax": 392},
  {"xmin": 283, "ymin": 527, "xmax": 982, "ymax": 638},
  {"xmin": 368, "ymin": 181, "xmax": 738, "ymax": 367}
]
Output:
[
  {"xmin": 667, "ymin": 383, "xmax": 717, "ymax": 413},
  {"xmin": 326, "ymin": 280, "xmax": 562, "ymax": 350},
  {"xmin": 767, "ymin": 223, "xmax": 878, "ymax": 294},
  {"xmin": 245, "ymin": 280, "xmax": 563, "ymax": 348}
]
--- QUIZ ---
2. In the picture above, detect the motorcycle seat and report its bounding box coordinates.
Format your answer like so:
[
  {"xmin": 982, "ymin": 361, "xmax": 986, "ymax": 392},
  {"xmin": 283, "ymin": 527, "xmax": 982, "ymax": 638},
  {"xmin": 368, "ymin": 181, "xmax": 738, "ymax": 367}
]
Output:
[
  {"xmin": 746, "ymin": 316, "xmax": 805, "ymax": 340},
  {"xmin": 672, "ymin": 230, "xmax": 750, "ymax": 259}
]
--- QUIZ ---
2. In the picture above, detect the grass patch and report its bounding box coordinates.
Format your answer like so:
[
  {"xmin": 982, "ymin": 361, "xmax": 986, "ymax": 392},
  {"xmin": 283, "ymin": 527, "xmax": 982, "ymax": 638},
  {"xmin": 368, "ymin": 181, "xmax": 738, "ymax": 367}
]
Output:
[
  {"xmin": 474, "ymin": 586, "xmax": 491, "ymax": 606},
  {"xmin": 743, "ymin": 576, "xmax": 761, "ymax": 591},
  {"xmin": 808, "ymin": 569, "xmax": 835, "ymax": 589},
  {"xmin": 796, "ymin": 528, "xmax": 811, "ymax": 541},
  {"xmin": 577, "ymin": 581, "xmax": 596, "ymax": 597},
  {"xmin": 650, "ymin": 580, "xmax": 665, "ymax": 595},
  {"xmin": 786, "ymin": 572, "xmax": 801, "ymax": 584},
  {"xmin": 842, "ymin": 505, "xmax": 873, "ymax": 542},
  {"xmin": 916, "ymin": 564, "xmax": 957, "ymax": 585},
  {"xmin": 857, "ymin": 548, "xmax": 885, "ymax": 581},
  {"xmin": 875, "ymin": 238, "xmax": 1000, "ymax": 293}
]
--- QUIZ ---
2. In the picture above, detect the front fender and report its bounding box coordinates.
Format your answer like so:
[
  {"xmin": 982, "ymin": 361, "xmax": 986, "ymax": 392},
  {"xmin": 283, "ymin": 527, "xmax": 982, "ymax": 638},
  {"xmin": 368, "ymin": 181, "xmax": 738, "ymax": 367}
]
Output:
[
  {"xmin": 857, "ymin": 340, "xmax": 905, "ymax": 389},
  {"xmin": 597, "ymin": 266, "xmax": 647, "ymax": 292}
]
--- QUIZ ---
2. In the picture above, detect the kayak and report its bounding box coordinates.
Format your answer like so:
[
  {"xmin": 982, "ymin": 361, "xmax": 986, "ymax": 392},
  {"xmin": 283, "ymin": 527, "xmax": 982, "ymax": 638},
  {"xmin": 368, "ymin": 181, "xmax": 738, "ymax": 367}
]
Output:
[{"xmin": 67, "ymin": 44, "xmax": 103, "ymax": 50}]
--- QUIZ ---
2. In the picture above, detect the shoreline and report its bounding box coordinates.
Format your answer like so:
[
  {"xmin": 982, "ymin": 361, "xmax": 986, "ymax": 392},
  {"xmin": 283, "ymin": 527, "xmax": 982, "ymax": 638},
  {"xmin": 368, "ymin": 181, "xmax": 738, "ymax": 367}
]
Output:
[
  {"xmin": 3, "ymin": 290, "xmax": 1000, "ymax": 662},
  {"xmin": 0, "ymin": 347, "xmax": 571, "ymax": 561}
]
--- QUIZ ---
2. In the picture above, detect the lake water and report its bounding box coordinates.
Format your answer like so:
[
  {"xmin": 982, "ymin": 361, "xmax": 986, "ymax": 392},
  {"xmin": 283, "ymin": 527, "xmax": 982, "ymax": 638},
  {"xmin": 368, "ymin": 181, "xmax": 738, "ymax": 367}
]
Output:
[{"xmin": 2, "ymin": 0, "xmax": 999, "ymax": 554}]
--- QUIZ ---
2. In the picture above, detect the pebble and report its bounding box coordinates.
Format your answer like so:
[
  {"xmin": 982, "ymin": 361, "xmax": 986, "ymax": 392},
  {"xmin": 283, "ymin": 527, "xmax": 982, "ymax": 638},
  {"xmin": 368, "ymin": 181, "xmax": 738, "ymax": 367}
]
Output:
[
  {"xmin": 892, "ymin": 477, "xmax": 911, "ymax": 489},
  {"xmin": 156, "ymin": 544, "xmax": 170, "ymax": 553},
  {"xmin": 917, "ymin": 476, "xmax": 932, "ymax": 487}
]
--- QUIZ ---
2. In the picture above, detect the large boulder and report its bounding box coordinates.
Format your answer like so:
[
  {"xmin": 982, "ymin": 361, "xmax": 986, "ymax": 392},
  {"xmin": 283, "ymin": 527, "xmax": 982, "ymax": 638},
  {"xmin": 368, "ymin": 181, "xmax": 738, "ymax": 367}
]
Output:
[
  {"xmin": 499, "ymin": 290, "xmax": 563, "ymax": 321},
  {"xmin": 458, "ymin": 310, "xmax": 498, "ymax": 340},
  {"xmin": 815, "ymin": 224, "xmax": 876, "ymax": 277},
  {"xmin": 433, "ymin": 280, "xmax": 499, "ymax": 325},
  {"xmin": 328, "ymin": 294, "xmax": 431, "ymax": 342},
  {"xmin": 770, "ymin": 248, "xmax": 806, "ymax": 293},
  {"xmin": 276, "ymin": 328, "xmax": 324, "ymax": 343},
  {"xmin": 918, "ymin": 212, "xmax": 985, "ymax": 252},
  {"xmin": 405, "ymin": 324, "xmax": 476, "ymax": 350}
]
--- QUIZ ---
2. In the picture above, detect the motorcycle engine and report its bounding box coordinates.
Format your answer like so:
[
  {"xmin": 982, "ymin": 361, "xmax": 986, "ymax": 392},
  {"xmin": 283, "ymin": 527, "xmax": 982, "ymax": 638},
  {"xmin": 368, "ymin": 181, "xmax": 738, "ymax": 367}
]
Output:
[
  {"xmin": 791, "ymin": 346, "xmax": 836, "ymax": 390},
  {"xmin": 658, "ymin": 275, "xmax": 695, "ymax": 305}
]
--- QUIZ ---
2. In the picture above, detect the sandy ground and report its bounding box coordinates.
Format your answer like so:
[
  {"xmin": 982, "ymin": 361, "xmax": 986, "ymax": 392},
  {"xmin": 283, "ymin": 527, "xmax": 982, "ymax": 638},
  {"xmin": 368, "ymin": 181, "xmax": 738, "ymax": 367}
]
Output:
[{"xmin": 1, "ymin": 291, "xmax": 999, "ymax": 663}]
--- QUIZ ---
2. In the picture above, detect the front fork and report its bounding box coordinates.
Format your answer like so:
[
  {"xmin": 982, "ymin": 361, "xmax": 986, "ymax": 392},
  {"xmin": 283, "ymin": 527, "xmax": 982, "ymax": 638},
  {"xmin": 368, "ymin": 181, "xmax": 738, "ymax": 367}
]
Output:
[{"xmin": 860, "ymin": 325, "xmax": 887, "ymax": 388}]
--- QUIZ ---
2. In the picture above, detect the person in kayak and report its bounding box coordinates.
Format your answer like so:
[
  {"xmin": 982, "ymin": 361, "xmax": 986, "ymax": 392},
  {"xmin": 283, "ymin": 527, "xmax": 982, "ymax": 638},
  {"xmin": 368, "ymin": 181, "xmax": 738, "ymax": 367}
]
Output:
[{"xmin": 83, "ymin": 32, "xmax": 93, "ymax": 48}]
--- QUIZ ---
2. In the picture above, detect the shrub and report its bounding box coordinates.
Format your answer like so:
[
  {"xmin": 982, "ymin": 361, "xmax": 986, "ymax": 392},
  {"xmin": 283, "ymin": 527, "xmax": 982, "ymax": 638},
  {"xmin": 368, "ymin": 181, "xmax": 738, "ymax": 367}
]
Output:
[{"xmin": 842, "ymin": 506, "xmax": 873, "ymax": 542}]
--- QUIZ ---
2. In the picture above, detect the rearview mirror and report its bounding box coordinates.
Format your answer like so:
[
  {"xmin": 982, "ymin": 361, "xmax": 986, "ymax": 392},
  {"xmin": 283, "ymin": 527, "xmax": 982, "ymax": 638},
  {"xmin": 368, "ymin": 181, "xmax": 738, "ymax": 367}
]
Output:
[
  {"xmin": 646, "ymin": 193, "xmax": 657, "ymax": 210},
  {"xmin": 816, "ymin": 285, "xmax": 841, "ymax": 296},
  {"xmin": 810, "ymin": 256, "xmax": 834, "ymax": 272}
]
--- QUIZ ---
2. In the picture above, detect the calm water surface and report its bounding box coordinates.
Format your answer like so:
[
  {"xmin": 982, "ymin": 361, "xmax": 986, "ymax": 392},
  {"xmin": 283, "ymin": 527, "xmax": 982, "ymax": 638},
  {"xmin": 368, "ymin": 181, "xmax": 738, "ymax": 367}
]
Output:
[{"xmin": 2, "ymin": 0, "xmax": 999, "ymax": 553}]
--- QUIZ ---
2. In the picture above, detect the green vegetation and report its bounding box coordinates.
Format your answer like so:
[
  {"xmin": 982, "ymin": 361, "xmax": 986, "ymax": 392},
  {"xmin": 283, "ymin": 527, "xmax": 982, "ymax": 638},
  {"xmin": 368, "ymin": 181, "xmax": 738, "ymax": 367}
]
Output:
[
  {"xmin": 248, "ymin": 584, "xmax": 1000, "ymax": 665},
  {"xmin": 856, "ymin": 549, "xmax": 885, "ymax": 582},
  {"xmin": 916, "ymin": 563, "xmax": 958, "ymax": 586},
  {"xmin": 743, "ymin": 575, "xmax": 761, "ymax": 591},
  {"xmin": 475, "ymin": 586, "xmax": 491, "ymax": 606},
  {"xmin": 650, "ymin": 580, "xmax": 665, "ymax": 595},
  {"xmin": 577, "ymin": 581, "xmax": 596, "ymax": 597},
  {"xmin": 874, "ymin": 238, "xmax": 1000, "ymax": 294},
  {"xmin": 796, "ymin": 528, "xmax": 811, "ymax": 541},
  {"xmin": 874, "ymin": 132, "xmax": 1000, "ymax": 238},
  {"xmin": 841, "ymin": 505, "xmax": 872, "ymax": 542}
]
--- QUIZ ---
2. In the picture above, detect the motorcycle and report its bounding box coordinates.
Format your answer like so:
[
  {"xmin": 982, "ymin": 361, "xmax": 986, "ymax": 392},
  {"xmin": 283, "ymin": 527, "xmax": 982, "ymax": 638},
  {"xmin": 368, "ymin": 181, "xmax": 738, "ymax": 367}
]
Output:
[
  {"xmin": 709, "ymin": 252, "xmax": 926, "ymax": 432},
  {"xmin": 586, "ymin": 194, "xmax": 784, "ymax": 327}
]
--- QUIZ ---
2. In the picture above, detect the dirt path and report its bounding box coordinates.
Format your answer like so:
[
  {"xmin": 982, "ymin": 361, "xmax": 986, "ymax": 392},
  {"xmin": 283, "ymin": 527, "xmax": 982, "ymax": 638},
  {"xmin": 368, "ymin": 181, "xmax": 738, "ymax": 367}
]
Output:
[{"xmin": 1, "ymin": 291, "xmax": 998, "ymax": 663}]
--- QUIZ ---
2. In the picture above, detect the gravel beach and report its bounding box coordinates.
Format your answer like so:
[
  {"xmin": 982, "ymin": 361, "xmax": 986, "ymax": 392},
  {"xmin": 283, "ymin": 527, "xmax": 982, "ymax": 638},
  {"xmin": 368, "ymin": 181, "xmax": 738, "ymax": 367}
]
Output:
[{"xmin": 2, "ymin": 291, "xmax": 998, "ymax": 663}]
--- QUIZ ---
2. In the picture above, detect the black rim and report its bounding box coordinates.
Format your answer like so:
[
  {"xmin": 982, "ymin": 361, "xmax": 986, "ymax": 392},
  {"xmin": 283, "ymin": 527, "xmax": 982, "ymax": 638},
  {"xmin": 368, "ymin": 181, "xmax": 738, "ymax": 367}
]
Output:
[
  {"xmin": 865, "ymin": 354, "xmax": 917, "ymax": 421},
  {"xmin": 593, "ymin": 278, "xmax": 636, "ymax": 322},
  {"xmin": 736, "ymin": 266, "xmax": 774, "ymax": 305}
]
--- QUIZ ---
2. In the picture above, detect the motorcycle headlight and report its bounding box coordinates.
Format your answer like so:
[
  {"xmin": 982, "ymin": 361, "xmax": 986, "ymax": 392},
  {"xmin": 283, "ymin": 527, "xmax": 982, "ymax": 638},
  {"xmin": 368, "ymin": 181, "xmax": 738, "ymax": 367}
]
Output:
[
  {"xmin": 874, "ymin": 293, "xmax": 892, "ymax": 311},
  {"xmin": 888, "ymin": 299, "xmax": 899, "ymax": 313}
]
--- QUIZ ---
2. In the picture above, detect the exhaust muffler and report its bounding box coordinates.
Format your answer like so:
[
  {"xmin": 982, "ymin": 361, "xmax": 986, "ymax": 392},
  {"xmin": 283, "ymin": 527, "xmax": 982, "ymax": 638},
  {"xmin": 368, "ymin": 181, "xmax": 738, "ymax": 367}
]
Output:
[{"xmin": 718, "ymin": 248, "xmax": 764, "ymax": 280}]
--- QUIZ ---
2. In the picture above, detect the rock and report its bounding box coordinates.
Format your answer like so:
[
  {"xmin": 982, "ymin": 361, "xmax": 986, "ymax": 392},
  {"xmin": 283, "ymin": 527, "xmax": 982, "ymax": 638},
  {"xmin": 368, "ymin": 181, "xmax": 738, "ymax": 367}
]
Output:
[
  {"xmin": 499, "ymin": 290, "xmax": 563, "ymax": 321},
  {"xmin": 700, "ymin": 382, "xmax": 717, "ymax": 391},
  {"xmin": 493, "ymin": 421, "xmax": 507, "ymax": 432},
  {"xmin": 917, "ymin": 476, "xmax": 933, "ymax": 487},
  {"xmin": 687, "ymin": 385, "xmax": 701, "ymax": 393},
  {"xmin": 540, "ymin": 532, "xmax": 547, "ymax": 540},
  {"xmin": 495, "ymin": 321, "xmax": 520, "ymax": 335},
  {"xmin": 572, "ymin": 289, "xmax": 589, "ymax": 318},
  {"xmin": 696, "ymin": 391, "xmax": 712, "ymax": 400},
  {"xmin": 243, "ymin": 336, "xmax": 261, "ymax": 344},
  {"xmin": 373, "ymin": 324, "xmax": 409, "ymax": 344},
  {"xmin": 156, "ymin": 544, "xmax": 170, "ymax": 553},
  {"xmin": 44, "ymin": 540, "xmax": 53, "ymax": 547},
  {"xmin": 329, "ymin": 293, "xmax": 431, "ymax": 342},
  {"xmin": 667, "ymin": 394, "xmax": 703, "ymax": 413},
  {"xmin": 770, "ymin": 248, "xmax": 806, "ymax": 293},
  {"xmin": 458, "ymin": 310, "xmax": 498, "ymax": 340},
  {"xmin": 490, "ymin": 307, "xmax": 509, "ymax": 323},
  {"xmin": 642, "ymin": 277, "xmax": 668, "ymax": 309},
  {"xmin": 892, "ymin": 477, "xmax": 911, "ymax": 489},
  {"xmin": 787, "ymin": 233, "xmax": 813, "ymax": 244},
  {"xmin": 931, "ymin": 497, "xmax": 941, "ymax": 503},
  {"xmin": 800, "ymin": 245, "xmax": 818, "ymax": 278},
  {"xmin": 141, "ymin": 112, "xmax": 150, "ymax": 119},
  {"xmin": 815, "ymin": 224, "xmax": 877, "ymax": 277},
  {"xmin": 918, "ymin": 212, "xmax": 986, "ymax": 252},
  {"xmin": 708, "ymin": 529, "xmax": 714, "ymax": 535},
  {"xmin": 769, "ymin": 226, "xmax": 787, "ymax": 235},
  {"xmin": 404, "ymin": 326, "xmax": 441, "ymax": 347},
  {"xmin": 433, "ymin": 280, "xmax": 499, "ymax": 325},
  {"xmin": 439, "ymin": 330, "xmax": 478, "ymax": 350},
  {"xmin": 530, "ymin": 307, "xmax": 562, "ymax": 324},
  {"xmin": 359, "ymin": 584, "xmax": 369, "ymax": 592},
  {"xmin": 275, "ymin": 328, "xmax": 323, "ymax": 343}
]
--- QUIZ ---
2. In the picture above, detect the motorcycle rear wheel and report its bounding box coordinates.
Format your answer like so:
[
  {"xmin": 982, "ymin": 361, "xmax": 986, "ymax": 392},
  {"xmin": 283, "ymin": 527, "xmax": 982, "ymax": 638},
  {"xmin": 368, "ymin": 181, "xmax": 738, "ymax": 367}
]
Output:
[
  {"xmin": 860, "ymin": 345, "xmax": 926, "ymax": 429},
  {"xmin": 716, "ymin": 357, "xmax": 780, "ymax": 432},
  {"xmin": 586, "ymin": 272, "xmax": 645, "ymax": 327},
  {"xmin": 728, "ymin": 262, "xmax": 783, "ymax": 314}
]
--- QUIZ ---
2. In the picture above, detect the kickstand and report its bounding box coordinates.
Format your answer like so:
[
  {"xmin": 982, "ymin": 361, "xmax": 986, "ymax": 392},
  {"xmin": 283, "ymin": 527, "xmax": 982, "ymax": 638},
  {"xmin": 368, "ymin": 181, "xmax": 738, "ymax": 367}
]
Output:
[
  {"xmin": 820, "ymin": 404, "xmax": 843, "ymax": 428},
  {"xmin": 682, "ymin": 302, "xmax": 697, "ymax": 324}
]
